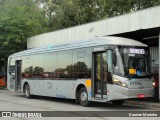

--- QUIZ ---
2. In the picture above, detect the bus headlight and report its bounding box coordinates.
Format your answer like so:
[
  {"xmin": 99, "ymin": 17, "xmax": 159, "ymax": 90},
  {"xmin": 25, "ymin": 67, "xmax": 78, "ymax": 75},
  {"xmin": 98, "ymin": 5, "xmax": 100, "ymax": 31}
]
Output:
[
  {"xmin": 113, "ymin": 79, "xmax": 128, "ymax": 88},
  {"xmin": 153, "ymin": 82, "xmax": 155, "ymax": 86}
]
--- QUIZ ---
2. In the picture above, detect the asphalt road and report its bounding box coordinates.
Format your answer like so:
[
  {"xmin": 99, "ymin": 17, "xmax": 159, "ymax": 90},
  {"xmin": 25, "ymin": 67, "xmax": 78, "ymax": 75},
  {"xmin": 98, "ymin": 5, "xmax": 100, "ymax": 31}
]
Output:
[{"xmin": 0, "ymin": 90, "xmax": 159, "ymax": 120}]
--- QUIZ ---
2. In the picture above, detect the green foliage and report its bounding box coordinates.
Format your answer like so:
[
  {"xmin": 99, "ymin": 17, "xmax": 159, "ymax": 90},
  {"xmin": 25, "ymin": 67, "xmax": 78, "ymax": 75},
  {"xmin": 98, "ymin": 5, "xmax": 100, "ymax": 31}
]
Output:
[
  {"xmin": 101, "ymin": 0, "xmax": 160, "ymax": 17},
  {"xmin": 0, "ymin": 0, "xmax": 160, "ymax": 61},
  {"xmin": 36, "ymin": 0, "xmax": 109, "ymax": 30},
  {"xmin": 0, "ymin": 0, "xmax": 47, "ymax": 60},
  {"xmin": 35, "ymin": 0, "xmax": 160, "ymax": 31}
]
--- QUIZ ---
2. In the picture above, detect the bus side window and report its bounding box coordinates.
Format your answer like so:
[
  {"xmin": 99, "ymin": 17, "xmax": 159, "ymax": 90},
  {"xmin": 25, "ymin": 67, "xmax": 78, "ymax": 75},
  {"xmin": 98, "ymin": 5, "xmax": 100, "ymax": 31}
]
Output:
[{"xmin": 9, "ymin": 65, "xmax": 15, "ymax": 76}]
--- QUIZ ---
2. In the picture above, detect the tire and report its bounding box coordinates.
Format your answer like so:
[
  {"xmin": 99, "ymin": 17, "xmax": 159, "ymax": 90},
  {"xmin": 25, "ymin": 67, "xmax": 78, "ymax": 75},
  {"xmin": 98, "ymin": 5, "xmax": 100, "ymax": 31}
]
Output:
[
  {"xmin": 112, "ymin": 100, "xmax": 124, "ymax": 106},
  {"xmin": 79, "ymin": 87, "xmax": 90, "ymax": 107},
  {"xmin": 24, "ymin": 84, "xmax": 31, "ymax": 98}
]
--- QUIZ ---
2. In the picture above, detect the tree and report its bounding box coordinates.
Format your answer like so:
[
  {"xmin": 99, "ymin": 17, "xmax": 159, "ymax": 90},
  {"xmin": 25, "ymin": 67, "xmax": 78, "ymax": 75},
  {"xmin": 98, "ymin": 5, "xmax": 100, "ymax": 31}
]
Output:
[
  {"xmin": 34, "ymin": 0, "xmax": 108, "ymax": 30},
  {"xmin": 35, "ymin": 0, "xmax": 160, "ymax": 31},
  {"xmin": 101, "ymin": 0, "xmax": 160, "ymax": 17},
  {"xmin": 0, "ymin": 0, "xmax": 159, "ymax": 60},
  {"xmin": 0, "ymin": 0, "xmax": 48, "ymax": 60}
]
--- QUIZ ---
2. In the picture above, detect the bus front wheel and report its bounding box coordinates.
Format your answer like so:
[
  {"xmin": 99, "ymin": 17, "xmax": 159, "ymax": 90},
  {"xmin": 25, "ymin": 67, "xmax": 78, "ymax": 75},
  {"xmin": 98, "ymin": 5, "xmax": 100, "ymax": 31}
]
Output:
[
  {"xmin": 24, "ymin": 84, "xmax": 31, "ymax": 98},
  {"xmin": 79, "ymin": 87, "xmax": 90, "ymax": 107}
]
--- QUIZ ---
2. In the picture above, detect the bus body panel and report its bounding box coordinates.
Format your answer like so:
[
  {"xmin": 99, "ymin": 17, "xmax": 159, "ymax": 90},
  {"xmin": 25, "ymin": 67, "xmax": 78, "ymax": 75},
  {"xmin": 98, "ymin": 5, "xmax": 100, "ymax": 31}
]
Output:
[
  {"xmin": 109, "ymin": 85, "xmax": 153, "ymax": 100},
  {"xmin": 22, "ymin": 79, "xmax": 69, "ymax": 98},
  {"xmin": 111, "ymin": 75, "xmax": 153, "ymax": 100},
  {"xmin": 22, "ymin": 79, "xmax": 92, "ymax": 100}
]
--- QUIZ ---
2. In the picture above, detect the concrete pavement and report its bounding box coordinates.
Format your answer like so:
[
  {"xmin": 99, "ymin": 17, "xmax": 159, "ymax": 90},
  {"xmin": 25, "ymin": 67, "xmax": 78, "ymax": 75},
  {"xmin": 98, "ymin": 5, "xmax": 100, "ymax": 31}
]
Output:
[
  {"xmin": 125, "ymin": 99, "xmax": 160, "ymax": 109},
  {"xmin": 1, "ymin": 86, "xmax": 160, "ymax": 110},
  {"xmin": 0, "ymin": 90, "xmax": 159, "ymax": 120}
]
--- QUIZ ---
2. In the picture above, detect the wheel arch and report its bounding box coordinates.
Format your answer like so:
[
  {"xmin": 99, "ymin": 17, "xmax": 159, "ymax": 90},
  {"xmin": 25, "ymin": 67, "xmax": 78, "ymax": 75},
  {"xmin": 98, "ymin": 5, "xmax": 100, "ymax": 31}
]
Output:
[
  {"xmin": 75, "ymin": 84, "xmax": 87, "ymax": 103},
  {"xmin": 23, "ymin": 82, "xmax": 29, "ymax": 93}
]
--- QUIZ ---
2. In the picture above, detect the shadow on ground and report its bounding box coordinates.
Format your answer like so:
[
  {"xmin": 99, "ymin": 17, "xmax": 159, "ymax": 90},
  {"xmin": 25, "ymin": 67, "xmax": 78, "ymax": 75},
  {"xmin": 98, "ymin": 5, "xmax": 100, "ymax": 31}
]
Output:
[{"xmin": 12, "ymin": 93, "xmax": 150, "ymax": 110}]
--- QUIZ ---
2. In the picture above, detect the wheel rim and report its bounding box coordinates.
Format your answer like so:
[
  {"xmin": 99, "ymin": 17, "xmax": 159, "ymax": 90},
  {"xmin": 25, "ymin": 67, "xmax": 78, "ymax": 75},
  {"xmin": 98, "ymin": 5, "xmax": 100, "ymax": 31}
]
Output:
[
  {"xmin": 80, "ymin": 91, "xmax": 87, "ymax": 102},
  {"xmin": 25, "ymin": 86, "xmax": 29, "ymax": 97}
]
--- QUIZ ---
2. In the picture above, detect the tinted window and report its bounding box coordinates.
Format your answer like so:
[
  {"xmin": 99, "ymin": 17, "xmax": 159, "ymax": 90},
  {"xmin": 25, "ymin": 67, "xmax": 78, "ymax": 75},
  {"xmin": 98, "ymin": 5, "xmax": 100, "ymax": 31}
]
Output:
[
  {"xmin": 9, "ymin": 58, "xmax": 15, "ymax": 76},
  {"xmin": 55, "ymin": 50, "xmax": 72, "ymax": 78},
  {"xmin": 32, "ymin": 54, "xmax": 44, "ymax": 78},
  {"xmin": 22, "ymin": 56, "xmax": 33, "ymax": 78},
  {"xmin": 72, "ymin": 48, "xmax": 91, "ymax": 78},
  {"xmin": 44, "ymin": 52, "xmax": 57, "ymax": 78},
  {"xmin": 21, "ymin": 47, "xmax": 92, "ymax": 80}
]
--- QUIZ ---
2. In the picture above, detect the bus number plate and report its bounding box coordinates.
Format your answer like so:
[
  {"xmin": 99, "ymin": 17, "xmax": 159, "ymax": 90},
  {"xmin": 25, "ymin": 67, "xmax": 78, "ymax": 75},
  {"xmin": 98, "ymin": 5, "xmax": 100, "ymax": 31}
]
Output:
[{"xmin": 130, "ymin": 82, "xmax": 142, "ymax": 86}]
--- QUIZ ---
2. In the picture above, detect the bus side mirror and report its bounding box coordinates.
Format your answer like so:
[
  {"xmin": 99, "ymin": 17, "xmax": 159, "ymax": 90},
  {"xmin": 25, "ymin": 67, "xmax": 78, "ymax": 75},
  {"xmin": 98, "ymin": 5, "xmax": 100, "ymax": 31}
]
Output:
[{"xmin": 112, "ymin": 52, "xmax": 117, "ymax": 66}]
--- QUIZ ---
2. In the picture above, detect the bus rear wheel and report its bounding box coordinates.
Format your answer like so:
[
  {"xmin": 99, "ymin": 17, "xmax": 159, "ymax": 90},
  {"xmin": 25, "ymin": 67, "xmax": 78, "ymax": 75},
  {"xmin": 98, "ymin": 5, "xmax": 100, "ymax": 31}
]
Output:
[
  {"xmin": 112, "ymin": 100, "xmax": 124, "ymax": 106},
  {"xmin": 24, "ymin": 84, "xmax": 31, "ymax": 98},
  {"xmin": 79, "ymin": 87, "xmax": 90, "ymax": 107}
]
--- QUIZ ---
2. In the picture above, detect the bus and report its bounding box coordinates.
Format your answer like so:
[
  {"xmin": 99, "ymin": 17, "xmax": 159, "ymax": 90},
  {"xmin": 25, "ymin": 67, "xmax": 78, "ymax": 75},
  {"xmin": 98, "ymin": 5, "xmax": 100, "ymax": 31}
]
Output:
[
  {"xmin": 0, "ymin": 60, "xmax": 6, "ymax": 88},
  {"xmin": 7, "ymin": 36, "xmax": 153, "ymax": 106}
]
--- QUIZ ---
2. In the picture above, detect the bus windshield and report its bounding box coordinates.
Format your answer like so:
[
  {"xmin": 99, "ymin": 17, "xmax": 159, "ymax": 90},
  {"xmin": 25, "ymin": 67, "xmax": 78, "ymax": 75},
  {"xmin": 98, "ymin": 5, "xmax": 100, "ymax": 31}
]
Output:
[{"xmin": 117, "ymin": 46, "xmax": 151, "ymax": 78}]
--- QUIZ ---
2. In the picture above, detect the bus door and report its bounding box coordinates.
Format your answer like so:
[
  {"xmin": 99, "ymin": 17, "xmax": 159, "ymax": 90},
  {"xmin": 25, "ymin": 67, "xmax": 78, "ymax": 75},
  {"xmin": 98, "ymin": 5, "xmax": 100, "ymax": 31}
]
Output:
[
  {"xmin": 15, "ymin": 60, "xmax": 22, "ymax": 91},
  {"xmin": 92, "ymin": 52, "xmax": 107, "ymax": 99}
]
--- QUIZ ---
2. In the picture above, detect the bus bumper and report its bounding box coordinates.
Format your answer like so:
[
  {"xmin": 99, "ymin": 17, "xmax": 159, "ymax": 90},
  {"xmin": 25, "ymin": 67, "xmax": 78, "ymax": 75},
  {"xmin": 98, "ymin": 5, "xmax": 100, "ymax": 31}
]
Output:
[{"xmin": 109, "ymin": 86, "xmax": 153, "ymax": 100}]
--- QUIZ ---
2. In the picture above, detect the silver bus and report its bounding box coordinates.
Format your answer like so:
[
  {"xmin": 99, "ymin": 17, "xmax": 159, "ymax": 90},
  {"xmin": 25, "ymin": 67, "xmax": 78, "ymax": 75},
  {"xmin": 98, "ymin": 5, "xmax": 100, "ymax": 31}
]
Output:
[{"xmin": 7, "ymin": 36, "xmax": 153, "ymax": 106}]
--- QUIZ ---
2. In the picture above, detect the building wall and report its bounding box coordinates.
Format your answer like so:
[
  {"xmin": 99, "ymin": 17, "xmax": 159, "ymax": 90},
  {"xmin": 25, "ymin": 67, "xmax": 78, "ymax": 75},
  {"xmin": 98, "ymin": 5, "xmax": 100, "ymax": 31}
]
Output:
[{"xmin": 27, "ymin": 6, "xmax": 160, "ymax": 49}]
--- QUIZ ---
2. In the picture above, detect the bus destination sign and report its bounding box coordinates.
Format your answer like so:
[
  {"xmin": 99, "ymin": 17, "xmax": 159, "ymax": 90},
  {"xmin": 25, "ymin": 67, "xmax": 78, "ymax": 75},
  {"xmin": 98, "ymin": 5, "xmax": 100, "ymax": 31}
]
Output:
[{"xmin": 129, "ymin": 48, "xmax": 145, "ymax": 54}]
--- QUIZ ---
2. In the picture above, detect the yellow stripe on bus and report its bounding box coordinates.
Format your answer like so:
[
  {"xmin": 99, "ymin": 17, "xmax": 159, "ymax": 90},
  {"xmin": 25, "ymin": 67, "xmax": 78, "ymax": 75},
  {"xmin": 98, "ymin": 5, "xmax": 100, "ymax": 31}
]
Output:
[
  {"xmin": 86, "ymin": 79, "xmax": 91, "ymax": 87},
  {"xmin": 129, "ymin": 69, "xmax": 136, "ymax": 74}
]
